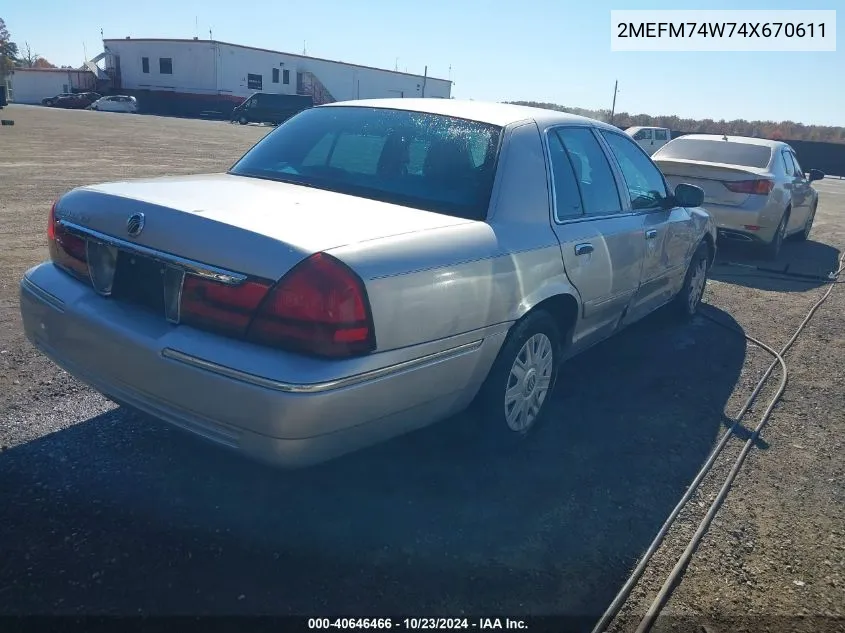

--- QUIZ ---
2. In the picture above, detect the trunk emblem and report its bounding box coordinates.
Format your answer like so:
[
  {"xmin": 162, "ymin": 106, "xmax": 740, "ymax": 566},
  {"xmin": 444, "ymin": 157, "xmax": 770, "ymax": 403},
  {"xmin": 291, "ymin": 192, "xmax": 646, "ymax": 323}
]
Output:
[{"xmin": 126, "ymin": 212, "xmax": 146, "ymax": 237}]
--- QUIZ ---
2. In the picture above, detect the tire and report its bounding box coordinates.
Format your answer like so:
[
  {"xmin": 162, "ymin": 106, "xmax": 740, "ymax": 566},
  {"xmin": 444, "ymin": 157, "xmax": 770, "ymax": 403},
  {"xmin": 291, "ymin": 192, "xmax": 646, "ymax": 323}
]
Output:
[
  {"xmin": 763, "ymin": 210, "xmax": 789, "ymax": 259},
  {"xmin": 238, "ymin": 116, "xmax": 248, "ymax": 125},
  {"xmin": 674, "ymin": 242, "xmax": 710, "ymax": 320},
  {"xmin": 475, "ymin": 310, "xmax": 562, "ymax": 449},
  {"xmin": 795, "ymin": 203, "xmax": 816, "ymax": 242}
]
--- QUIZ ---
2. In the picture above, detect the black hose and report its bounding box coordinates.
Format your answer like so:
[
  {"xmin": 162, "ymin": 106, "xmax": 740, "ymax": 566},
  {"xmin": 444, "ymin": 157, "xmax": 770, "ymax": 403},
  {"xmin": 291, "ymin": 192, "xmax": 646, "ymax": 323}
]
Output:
[
  {"xmin": 591, "ymin": 254, "xmax": 844, "ymax": 633},
  {"xmin": 633, "ymin": 253, "xmax": 844, "ymax": 633}
]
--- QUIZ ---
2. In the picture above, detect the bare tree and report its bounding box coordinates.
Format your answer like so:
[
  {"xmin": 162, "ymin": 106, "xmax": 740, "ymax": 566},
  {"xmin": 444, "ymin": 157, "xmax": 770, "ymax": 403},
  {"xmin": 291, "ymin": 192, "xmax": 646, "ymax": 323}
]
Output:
[{"xmin": 18, "ymin": 41, "xmax": 38, "ymax": 67}]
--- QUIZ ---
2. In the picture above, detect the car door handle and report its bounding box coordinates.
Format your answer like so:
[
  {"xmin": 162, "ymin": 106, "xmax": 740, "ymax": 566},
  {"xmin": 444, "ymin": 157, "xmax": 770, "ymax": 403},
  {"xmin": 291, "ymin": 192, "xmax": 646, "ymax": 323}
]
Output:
[
  {"xmin": 645, "ymin": 229, "xmax": 658, "ymax": 240},
  {"xmin": 574, "ymin": 243, "xmax": 594, "ymax": 256}
]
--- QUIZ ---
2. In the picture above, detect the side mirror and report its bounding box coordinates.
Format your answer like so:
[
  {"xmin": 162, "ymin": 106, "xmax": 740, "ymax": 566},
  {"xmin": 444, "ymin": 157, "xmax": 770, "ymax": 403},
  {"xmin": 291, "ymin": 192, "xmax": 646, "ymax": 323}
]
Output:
[
  {"xmin": 673, "ymin": 183, "xmax": 705, "ymax": 208},
  {"xmin": 808, "ymin": 169, "xmax": 824, "ymax": 182}
]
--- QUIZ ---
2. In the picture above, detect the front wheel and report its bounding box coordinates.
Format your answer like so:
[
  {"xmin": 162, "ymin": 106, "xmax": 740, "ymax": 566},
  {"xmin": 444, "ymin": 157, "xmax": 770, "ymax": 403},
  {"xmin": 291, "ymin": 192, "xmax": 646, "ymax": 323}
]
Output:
[
  {"xmin": 475, "ymin": 310, "xmax": 561, "ymax": 448},
  {"xmin": 674, "ymin": 242, "xmax": 710, "ymax": 320}
]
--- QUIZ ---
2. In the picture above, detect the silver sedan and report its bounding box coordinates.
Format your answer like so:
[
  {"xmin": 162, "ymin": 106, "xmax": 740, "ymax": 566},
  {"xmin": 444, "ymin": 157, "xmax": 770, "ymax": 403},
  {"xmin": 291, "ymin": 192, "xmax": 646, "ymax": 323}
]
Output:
[
  {"xmin": 20, "ymin": 99, "xmax": 716, "ymax": 467},
  {"xmin": 653, "ymin": 134, "xmax": 824, "ymax": 258}
]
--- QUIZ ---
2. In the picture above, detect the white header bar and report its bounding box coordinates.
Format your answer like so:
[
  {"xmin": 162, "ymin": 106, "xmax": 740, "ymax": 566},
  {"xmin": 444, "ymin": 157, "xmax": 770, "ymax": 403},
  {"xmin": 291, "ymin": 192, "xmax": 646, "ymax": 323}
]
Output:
[{"xmin": 611, "ymin": 10, "xmax": 836, "ymax": 52}]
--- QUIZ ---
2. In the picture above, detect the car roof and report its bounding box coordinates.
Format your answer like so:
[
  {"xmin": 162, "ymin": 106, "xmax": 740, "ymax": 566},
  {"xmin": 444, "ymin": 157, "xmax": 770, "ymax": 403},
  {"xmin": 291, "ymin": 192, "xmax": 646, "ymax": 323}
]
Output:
[
  {"xmin": 323, "ymin": 98, "xmax": 615, "ymax": 129},
  {"xmin": 625, "ymin": 126, "xmax": 667, "ymax": 133},
  {"xmin": 672, "ymin": 133, "xmax": 790, "ymax": 149}
]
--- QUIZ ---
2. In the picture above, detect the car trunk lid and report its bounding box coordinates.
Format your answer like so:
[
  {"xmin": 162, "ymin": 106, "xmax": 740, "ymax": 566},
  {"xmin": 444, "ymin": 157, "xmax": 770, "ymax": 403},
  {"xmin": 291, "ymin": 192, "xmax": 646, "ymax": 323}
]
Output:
[
  {"xmin": 655, "ymin": 158, "xmax": 772, "ymax": 207},
  {"xmin": 57, "ymin": 172, "xmax": 474, "ymax": 282}
]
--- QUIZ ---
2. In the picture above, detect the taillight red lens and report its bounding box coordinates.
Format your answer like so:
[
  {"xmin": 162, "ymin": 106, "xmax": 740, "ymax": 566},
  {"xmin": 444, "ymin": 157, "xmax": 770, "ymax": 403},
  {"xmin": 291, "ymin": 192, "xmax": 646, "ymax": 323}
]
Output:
[
  {"xmin": 48, "ymin": 201, "xmax": 89, "ymax": 280},
  {"xmin": 248, "ymin": 253, "xmax": 376, "ymax": 358},
  {"xmin": 723, "ymin": 179, "xmax": 774, "ymax": 195},
  {"xmin": 180, "ymin": 276, "xmax": 272, "ymax": 337}
]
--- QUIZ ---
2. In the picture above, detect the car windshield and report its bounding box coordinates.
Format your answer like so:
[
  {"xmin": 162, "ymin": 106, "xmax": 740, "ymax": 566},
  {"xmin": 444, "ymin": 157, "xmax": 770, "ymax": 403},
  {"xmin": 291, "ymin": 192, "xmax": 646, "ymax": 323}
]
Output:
[
  {"xmin": 229, "ymin": 106, "xmax": 503, "ymax": 220},
  {"xmin": 654, "ymin": 138, "xmax": 773, "ymax": 168}
]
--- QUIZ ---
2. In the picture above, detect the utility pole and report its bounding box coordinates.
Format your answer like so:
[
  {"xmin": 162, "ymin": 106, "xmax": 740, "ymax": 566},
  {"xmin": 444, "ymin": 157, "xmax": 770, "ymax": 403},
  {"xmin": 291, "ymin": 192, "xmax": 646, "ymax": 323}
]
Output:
[
  {"xmin": 609, "ymin": 80, "xmax": 618, "ymax": 126},
  {"xmin": 422, "ymin": 65, "xmax": 427, "ymax": 97}
]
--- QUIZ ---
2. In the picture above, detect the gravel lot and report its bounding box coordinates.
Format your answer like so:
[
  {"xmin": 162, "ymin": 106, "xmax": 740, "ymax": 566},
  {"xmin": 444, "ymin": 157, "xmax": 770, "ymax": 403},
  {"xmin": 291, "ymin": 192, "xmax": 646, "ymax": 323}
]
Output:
[{"xmin": 0, "ymin": 105, "xmax": 842, "ymax": 629}]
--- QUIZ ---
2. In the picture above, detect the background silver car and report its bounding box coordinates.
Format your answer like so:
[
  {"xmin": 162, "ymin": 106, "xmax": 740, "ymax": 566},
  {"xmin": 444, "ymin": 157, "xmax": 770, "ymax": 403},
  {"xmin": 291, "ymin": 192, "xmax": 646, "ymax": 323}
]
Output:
[
  {"xmin": 653, "ymin": 134, "xmax": 824, "ymax": 258},
  {"xmin": 20, "ymin": 99, "xmax": 715, "ymax": 468}
]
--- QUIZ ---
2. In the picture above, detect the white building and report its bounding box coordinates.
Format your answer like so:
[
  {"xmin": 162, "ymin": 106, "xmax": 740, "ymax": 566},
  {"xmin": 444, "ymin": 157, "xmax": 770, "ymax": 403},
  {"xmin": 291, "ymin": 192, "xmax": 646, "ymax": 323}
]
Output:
[
  {"xmin": 96, "ymin": 37, "xmax": 451, "ymax": 116},
  {"xmin": 8, "ymin": 68, "xmax": 96, "ymax": 104}
]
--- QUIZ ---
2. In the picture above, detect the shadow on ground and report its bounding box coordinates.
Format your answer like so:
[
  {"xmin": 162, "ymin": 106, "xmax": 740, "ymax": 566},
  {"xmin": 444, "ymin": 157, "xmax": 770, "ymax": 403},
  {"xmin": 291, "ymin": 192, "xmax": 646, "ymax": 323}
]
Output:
[
  {"xmin": 710, "ymin": 238, "xmax": 840, "ymax": 292},
  {"xmin": 0, "ymin": 307, "xmax": 747, "ymax": 621}
]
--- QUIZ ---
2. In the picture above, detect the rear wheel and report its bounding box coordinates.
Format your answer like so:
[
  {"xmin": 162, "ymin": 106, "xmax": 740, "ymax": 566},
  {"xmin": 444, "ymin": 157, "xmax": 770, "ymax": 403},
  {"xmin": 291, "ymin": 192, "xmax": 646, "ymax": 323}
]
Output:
[
  {"xmin": 674, "ymin": 242, "xmax": 710, "ymax": 320},
  {"xmin": 238, "ymin": 116, "xmax": 248, "ymax": 125},
  {"xmin": 764, "ymin": 211, "xmax": 789, "ymax": 259},
  {"xmin": 796, "ymin": 203, "xmax": 816, "ymax": 242},
  {"xmin": 475, "ymin": 310, "xmax": 561, "ymax": 448}
]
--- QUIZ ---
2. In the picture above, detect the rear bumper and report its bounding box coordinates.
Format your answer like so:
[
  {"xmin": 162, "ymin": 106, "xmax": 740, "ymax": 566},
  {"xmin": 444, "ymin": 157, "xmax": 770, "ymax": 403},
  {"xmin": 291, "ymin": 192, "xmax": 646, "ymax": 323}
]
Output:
[
  {"xmin": 20, "ymin": 263, "xmax": 505, "ymax": 467},
  {"xmin": 703, "ymin": 202, "xmax": 781, "ymax": 245}
]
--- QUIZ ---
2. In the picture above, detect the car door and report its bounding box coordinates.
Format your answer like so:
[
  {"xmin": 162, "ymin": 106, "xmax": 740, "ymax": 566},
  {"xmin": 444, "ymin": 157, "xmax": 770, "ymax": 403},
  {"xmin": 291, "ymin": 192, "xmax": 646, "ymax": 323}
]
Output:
[
  {"xmin": 786, "ymin": 151, "xmax": 811, "ymax": 232},
  {"xmin": 598, "ymin": 128, "xmax": 696, "ymax": 323},
  {"xmin": 546, "ymin": 125, "xmax": 646, "ymax": 350},
  {"xmin": 633, "ymin": 128, "xmax": 654, "ymax": 154},
  {"xmin": 653, "ymin": 128, "xmax": 670, "ymax": 153}
]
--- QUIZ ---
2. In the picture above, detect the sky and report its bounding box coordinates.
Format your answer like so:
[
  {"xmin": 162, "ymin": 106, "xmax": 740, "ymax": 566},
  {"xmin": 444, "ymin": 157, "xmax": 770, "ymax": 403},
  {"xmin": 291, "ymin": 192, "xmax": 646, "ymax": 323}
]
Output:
[{"xmin": 3, "ymin": 0, "xmax": 843, "ymax": 126}]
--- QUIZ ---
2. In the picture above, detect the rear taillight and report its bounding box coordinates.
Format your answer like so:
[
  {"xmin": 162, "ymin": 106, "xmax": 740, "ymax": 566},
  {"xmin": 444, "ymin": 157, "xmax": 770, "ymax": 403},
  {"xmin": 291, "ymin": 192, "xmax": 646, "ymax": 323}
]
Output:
[
  {"xmin": 248, "ymin": 253, "xmax": 376, "ymax": 358},
  {"xmin": 48, "ymin": 201, "xmax": 89, "ymax": 280},
  {"xmin": 180, "ymin": 276, "xmax": 272, "ymax": 338},
  {"xmin": 177, "ymin": 253, "xmax": 376, "ymax": 358},
  {"xmin": 723, "ymin": 179, "xmax": 774, "ymax": 195}
]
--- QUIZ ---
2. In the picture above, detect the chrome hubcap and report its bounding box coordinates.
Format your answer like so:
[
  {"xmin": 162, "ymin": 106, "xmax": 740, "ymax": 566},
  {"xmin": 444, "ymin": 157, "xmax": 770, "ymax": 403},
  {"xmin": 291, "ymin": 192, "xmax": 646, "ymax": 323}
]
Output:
[
  {"xmin": 688, "ymin": 258, "xmax": 707, "ymax": 313},
  {"xmin": 504, "ymin": 333, "xmax": 554, "ymax": 433}
]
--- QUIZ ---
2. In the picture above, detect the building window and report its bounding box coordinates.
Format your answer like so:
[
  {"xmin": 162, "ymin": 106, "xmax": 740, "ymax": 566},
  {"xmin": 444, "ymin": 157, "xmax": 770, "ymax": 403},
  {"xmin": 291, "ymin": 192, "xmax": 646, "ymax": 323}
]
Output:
[
  {"xmin": 248, "ymin": 73, "xmax": 263, "ymax": 90},
  {"xmin": 141, "ymin": 57, "xmax": 149, "ymax": 73},
  {"xmin": 159, "ymin": 57, "xmax": 173, "ymax": 74},
  {"xmin": 272, "ymin": 68, "xmax": 279, "ymax": 83},
  {"xmin": 283, "ymin": 69, "xmax": 290, "ymax": 85}
]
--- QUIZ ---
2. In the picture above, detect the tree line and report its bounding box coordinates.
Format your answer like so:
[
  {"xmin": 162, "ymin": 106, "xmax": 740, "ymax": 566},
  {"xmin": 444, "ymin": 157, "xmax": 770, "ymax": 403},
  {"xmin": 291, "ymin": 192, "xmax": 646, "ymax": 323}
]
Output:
[{"xmin": 508, "ymin": 100, "xmax": 845, "ymax": 144}]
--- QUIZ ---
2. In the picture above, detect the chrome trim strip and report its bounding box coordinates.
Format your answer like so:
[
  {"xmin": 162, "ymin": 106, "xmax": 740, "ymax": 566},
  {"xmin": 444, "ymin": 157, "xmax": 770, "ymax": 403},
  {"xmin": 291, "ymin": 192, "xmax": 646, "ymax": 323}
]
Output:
[
  {"xmin": 161, "ymin": 339, "xmax": 485, "ymax": 394},
  {"xmin": 59, "ymin": 220, "xmax": 248, "ymax": 285},
  {"xmin": 21, "ymin": 276, "xmax": 66, "ymax": 312}
]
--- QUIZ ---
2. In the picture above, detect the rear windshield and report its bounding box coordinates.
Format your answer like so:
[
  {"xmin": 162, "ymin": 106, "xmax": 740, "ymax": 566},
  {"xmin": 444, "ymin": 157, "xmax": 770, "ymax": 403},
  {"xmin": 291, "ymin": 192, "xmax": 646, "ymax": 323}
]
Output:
[
  {"xmin": 654, "ymin": 139, "xmax": 773, "ymax": 168},
  {"xmin": 229, "ymin": 106, "xmax": 502, "ymax": 220}
]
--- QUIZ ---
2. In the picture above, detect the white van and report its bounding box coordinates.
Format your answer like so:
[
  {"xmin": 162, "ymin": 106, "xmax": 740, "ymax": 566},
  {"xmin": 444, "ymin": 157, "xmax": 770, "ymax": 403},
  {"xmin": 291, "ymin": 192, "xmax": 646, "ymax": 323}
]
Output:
[{"xmin": 626, "ymin": 126, "xmax": 672, "ymax": 155}]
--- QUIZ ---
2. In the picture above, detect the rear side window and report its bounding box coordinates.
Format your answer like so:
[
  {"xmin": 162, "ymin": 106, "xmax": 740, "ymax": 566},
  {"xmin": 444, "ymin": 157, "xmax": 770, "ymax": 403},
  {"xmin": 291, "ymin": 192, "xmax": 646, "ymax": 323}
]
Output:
[
  {"xmin": 553, "ymin": 127, "xmax": 622, "ymax": 216},
  {"xmin": 790, "ymin": 152, "xmax": 804, "ymax": 177},
  {"xmin": 781, "ymin": 151, "xmax": 795, "ymax": 176},
  {"xmin": 547, "ymin": 132, "xmax": 584, "ymax": 219},
  {"xmin": 654, "ymin": 139, "xmax": 773, "ymax": 168}
]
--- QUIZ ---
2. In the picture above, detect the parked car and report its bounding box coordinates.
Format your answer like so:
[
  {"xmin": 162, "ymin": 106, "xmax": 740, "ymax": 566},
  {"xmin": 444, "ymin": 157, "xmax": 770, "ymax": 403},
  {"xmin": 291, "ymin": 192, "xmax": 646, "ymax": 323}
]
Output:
[
  {"xmin": 47, "ymin": 92, "xmax": 102, "ymax": 109},
  {"xmin": 20, "ymin": 99, "xmax": 714, "ymax": 468},
  {"xmin": 89, "ymin": 95, "xmax": 139, "ymax": 113},
  {"xmin": 230, "ymin": 92, "xmax": 313, "ymax": 125},
  {"xmin": 42, "ymin": 93, "xmax": 76, "ymax": 106},
  {"xmin": 653, "ymin": 134, "xmax": 824, "ymax": 258},
  {"xmin": 626, "ymin": 126, "xmax": 672, "ymax": 155}
]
